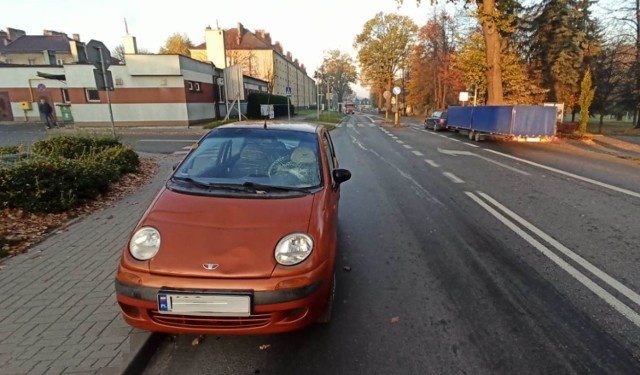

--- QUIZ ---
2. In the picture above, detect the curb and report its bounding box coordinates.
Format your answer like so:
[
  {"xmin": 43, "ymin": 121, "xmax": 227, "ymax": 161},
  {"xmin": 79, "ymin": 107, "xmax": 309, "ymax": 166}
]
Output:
[{"xmin": 122, "ymin": 332, "xmax": 166, "ymax": 375}]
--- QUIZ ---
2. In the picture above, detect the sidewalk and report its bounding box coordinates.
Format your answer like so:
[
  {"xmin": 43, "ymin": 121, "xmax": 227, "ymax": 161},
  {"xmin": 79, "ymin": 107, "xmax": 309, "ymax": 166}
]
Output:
[{"xmin": 0, "ymin": 153, "xmax": 180, "ymax": 375}]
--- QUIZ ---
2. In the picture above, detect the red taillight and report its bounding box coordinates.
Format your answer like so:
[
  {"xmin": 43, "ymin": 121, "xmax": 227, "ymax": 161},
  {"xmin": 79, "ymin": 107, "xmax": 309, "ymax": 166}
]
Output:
[{"xmin": 439, "ymin": 119, "xmax": 445, "ymax": 124}]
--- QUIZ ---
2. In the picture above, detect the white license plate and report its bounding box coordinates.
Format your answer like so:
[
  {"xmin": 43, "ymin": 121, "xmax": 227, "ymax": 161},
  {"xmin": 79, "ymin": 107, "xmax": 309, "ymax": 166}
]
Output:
[{"xmin": 157, "ymin": 293, "xmax": 251, "ymax": 317}]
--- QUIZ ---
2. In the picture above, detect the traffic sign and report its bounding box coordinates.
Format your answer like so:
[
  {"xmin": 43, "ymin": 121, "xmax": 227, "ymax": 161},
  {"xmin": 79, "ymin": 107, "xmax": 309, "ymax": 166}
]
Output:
[
  {"xmin": 285, "ymin": 86, "xmax": 292, "ymax": 96},
  {"xmin": 86, "ymin": 40, "xmax": 111, "ymax": 70},
  {"xmin": 392, "ymin": 86, "xmax": 401, "ymax": 95},
  {"xmin": 383, "ymin": 91, "xmax": 391, "ymax": 99}
]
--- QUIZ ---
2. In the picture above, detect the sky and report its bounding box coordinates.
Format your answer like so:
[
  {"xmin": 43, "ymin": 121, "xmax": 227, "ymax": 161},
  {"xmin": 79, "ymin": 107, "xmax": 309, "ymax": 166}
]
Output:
[{"xmin": 5, "ymin": 0, "xmax": 445, "ymax": 98}]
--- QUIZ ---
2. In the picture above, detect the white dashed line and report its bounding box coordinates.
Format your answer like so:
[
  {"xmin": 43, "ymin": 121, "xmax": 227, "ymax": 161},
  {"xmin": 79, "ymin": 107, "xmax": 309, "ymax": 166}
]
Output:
[
  {"xmin": 425, "ymin": 160, "xmax": 439, "ymax": 167},
  {"xmin": 412, "ymin": 151, "xmax": 424, "ymax": 156},
  {"xmin": 443, "ymin": 172, "xmax": 464, "ymax": 183}
]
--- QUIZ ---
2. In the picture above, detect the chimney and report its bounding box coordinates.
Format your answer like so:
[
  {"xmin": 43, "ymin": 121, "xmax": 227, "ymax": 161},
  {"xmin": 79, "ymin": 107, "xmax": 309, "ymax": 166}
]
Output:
[
  {"xmin": 123, "ymin": 35, "xmax": 138, "ymax": 54},
  {"xmin": 274, "ymin": 41, "xmax": 283, "ymax": 54},
  {"xmin": 286, "ymin": 51, "xmax": 292, "ymax": 61},
  {"xmin": 236, "ymin": 22, "xmax": 243, "ymax": 45},
  {"xmin": 206, "ymin": 25, "xmax": 227, "ymax": 68},
  {"xmin": 0, "ymin": 31, "xmax": 8, "ymax": 46},
  {"xmin": 72, "ymin": 33, "xmax": 80, "ymax": 41}
]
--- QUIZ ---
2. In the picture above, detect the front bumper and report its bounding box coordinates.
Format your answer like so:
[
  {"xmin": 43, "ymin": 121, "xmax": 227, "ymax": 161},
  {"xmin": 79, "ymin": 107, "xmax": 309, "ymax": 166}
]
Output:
[{"xmin": 114, "ymin": 264, "xmax": 331, "ymax": 335}]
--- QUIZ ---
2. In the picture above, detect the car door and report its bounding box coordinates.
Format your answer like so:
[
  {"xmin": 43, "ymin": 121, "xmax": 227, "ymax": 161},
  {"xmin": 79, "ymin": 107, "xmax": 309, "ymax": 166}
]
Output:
[{"xmin": 321, "ymin": 130, "xmax": 341, "ymax": 239}]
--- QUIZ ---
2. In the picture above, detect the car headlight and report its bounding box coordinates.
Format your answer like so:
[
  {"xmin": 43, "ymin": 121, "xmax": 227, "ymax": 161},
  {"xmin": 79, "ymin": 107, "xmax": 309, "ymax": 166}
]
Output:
[
  {"xmin": 275, "ymin": 233, "xmax": 314, "ymax": 266},
  {"xmin": 129, "ymin": 227, "xmax": 161, "ymax": 260}
]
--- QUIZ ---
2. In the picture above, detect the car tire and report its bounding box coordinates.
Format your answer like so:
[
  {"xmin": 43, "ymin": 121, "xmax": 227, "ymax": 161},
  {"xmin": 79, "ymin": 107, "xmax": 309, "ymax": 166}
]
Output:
[
  {"xmin": 316, "ymin": 272, "xmax": 335, "ymax": 324},
  {"xmin": 468, "ymin": 131, "xmax": 474, "ymax": 140},
  {"xmin": 474, "ymin": 132, "xmax": 482, "ymax": 142},
  {"xmin": 433, "ymin": 123, "xmax": 438, "ymax": 132}
]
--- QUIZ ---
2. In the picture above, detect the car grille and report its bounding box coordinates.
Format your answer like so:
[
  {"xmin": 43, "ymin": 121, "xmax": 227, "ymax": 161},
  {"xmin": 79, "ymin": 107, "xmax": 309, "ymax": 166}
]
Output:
[{"xmin": 149, "ymin": 310, "xmax": 272, "ymax": 329}]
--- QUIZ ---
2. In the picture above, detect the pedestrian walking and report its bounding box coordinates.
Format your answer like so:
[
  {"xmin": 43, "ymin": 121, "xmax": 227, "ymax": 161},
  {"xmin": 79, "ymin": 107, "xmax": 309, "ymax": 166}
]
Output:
[{"xmin": 38, "ymin": 98, "xmax": 57, "ymax": 129}]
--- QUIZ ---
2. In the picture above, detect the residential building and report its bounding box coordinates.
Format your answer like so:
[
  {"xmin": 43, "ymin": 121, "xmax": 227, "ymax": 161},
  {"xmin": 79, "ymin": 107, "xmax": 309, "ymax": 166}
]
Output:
[
  {"xmin": 0, "ymin": 28, "xmax": 87, "ymax": 66},
  {"xmin": 190, "ymin": 23, "xmax": 318, "ymax": 109}
]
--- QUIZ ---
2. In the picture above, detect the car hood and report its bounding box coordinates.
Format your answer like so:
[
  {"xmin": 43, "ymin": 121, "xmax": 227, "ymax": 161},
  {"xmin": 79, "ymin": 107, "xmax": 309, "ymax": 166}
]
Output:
[{"xmin": 141, "ymin": 189, "xmax": 315, "ymax": 278}]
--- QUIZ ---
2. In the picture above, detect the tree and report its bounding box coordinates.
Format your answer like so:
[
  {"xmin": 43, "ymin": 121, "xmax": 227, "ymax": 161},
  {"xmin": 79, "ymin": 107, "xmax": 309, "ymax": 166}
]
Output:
[
  {"xmin": 578, "ymin": 68, "xmax": 596, "ymax": 135},
  {"xmin": 399, "ymin": 0, "xmax": 522, "ymax": 105},
  {"xmin": 354, "ymin": 12, "xmax": 418, "ymax": 117},
  {"xmin": 112, "ymin": 44, "xmax": 151, "ymax": 63},
  {"xmin": 158, "ymin": 33, "xmax": 194, "ymax": 56},
  {"xmin": 591, "ymin": 39, "xmax": 633, "ymax": 132},
  {"xmin": 407, "ymin": 10, "xmax": 463, "ymax": 114},
  {"xmin": 523, "ymin": 0, "xmax": 601, "ymax": 118},
  {"xmin": 315, "ymin": 50, "xmax": 358, "ymax": 108}
]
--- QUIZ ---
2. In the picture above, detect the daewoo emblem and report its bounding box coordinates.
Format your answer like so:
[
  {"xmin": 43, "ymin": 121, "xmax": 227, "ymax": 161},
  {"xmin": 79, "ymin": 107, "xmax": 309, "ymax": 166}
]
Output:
[{"xmin": 203, "ymin": 263, "xmax": 219, "ymax": 270}]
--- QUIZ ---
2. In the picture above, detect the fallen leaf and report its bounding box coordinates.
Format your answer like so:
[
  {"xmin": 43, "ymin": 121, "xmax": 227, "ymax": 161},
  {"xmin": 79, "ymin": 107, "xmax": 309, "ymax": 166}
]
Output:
[
  {"xmin": 191, "ymin": 335, "xmax": 204, "ymax": 346},
  {"xmin": 391, "ymin": 316, "xmax": 400, "ymax": 323},
  {"xmin": 259, "ymin": 344, "xmax": 271, "ymax": 350},
  {"xmin": 343, "ymin": 266, "xmax": 352, "ymax": 272}
]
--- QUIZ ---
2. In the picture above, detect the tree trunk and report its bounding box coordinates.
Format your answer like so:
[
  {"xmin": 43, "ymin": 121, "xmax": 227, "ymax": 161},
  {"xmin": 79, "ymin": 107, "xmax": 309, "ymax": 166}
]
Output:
[
  {"xmin": 598, "ymin": 113, "xmax": 604, "ymax": 134},
  {"xmin": 480, "ymin": 0, "xmax": 504, "ymax": 105}
]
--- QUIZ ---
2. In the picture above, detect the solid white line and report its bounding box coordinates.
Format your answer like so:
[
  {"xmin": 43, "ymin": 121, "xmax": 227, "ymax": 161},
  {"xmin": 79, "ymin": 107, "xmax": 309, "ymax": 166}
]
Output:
[
  {"xmin": 478, "ymin": 191, "xmax": 640, "ymax": 308},
  {"xmin": 483, "ymin": 149, "xmax": 640, "ymax": 199},
  {"xmin": 466, "ymin": 191, "xmax": 640, "ymax": 328},
  {"xmin": 403, "ymin": 145, "xmax": 413, "ymax": 149},
  {"xmin": 443, "ymin": 172, "xmax": 464, "ymax": 183},
  {"xmin": 412, "ymin": 151, "xmax": 424, "ymax": 156},
  {"xmin": 138, "ymin": 139, "xmax": 197, "ymax": 142},
  {"xmin": 425, "ymin": 160, "xmax": 440, "ymax": 168}
]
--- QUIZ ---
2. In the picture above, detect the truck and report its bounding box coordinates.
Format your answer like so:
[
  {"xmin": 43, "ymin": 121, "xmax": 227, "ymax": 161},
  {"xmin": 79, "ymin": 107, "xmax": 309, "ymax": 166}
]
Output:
[
  {"xmin": 343, "ymin": 101, "xmax": 355, "ymax": 115},
  {"xmin": 446, "ymin": 105, "xmax": 557, "ymax": 142}
]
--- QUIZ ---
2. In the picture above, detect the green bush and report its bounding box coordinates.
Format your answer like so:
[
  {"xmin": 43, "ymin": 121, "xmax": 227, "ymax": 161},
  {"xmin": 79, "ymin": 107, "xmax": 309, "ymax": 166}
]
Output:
[
  {"xmin": 94, "ymin": 147, "xmax": 140, "ymax": 175},
  {"xmin": 32, "ymin": 135, "xmax": 121, "ymax": 159},
  {"xmin": 0, "ymin": 135, "xmax": 141, "ymax": 213}
]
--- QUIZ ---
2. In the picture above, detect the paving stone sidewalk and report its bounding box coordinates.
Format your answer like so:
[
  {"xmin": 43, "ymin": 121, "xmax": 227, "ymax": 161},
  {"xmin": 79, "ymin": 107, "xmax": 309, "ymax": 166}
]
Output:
[{"xmin": 0, "ymin": 154, "xmax": 179, "ymax": 375}]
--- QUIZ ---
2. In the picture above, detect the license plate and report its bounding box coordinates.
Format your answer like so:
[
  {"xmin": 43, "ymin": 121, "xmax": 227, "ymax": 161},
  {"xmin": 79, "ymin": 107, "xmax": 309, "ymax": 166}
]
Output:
[{"xmin": 157, "ymin": 293, "xmax": 251, "ymax": 317}]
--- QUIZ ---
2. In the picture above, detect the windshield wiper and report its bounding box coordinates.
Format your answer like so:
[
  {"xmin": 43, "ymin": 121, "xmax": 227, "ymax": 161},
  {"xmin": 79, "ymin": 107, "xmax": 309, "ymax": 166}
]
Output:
[
  {"xmin": 242, "ymin": 181, "xmax": 310, "ymax": 193},
  {"xmin": 171, "ymin": 176, "xmax": 212, "ymax": 189}
]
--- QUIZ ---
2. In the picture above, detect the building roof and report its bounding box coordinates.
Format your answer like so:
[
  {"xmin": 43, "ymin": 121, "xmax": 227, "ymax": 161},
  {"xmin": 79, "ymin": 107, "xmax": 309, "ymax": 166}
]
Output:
[
  {"xmin": 224, "ymin": 26, "xmax": 273, "ymax": 51},
  {"xmin": 2, "ymin": 35, "xmax": 73, "ymax": 53}
]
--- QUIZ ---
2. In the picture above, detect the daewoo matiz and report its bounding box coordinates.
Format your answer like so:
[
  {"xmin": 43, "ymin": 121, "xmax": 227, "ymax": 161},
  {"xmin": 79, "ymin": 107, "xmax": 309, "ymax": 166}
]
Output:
[{"xmin": 115, "ymin": 122, "xmax": 351, "ymax": 335}]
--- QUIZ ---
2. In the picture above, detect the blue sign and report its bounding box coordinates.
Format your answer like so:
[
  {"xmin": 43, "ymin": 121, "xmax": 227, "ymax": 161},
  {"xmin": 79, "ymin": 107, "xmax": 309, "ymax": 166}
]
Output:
[{"xmin": 285, "ymin": 86, "xmax": 292, "ymax": 96}]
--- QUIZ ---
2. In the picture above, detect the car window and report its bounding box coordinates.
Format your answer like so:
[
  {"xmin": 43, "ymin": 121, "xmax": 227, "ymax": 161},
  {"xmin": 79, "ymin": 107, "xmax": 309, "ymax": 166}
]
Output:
[
  {"xmin": 174, "ymin": 128, "xmax": 322, "ymax": 190},
  {"xmin": 432, "ymin": 111, "xmax": 443, "ymax": 118}
]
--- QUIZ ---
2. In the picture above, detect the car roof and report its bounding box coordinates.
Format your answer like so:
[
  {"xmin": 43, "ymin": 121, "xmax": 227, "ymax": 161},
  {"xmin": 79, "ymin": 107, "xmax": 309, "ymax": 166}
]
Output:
[{"xmin": 216, "ymin": 121, "xmax": 321, "ymax": 134}]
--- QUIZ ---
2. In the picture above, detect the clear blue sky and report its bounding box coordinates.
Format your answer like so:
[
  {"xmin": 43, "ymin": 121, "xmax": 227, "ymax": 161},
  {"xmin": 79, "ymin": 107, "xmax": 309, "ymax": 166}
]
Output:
[{"xmin": 6, "ymin": 0, "xmax": 443, "ymax": 97}]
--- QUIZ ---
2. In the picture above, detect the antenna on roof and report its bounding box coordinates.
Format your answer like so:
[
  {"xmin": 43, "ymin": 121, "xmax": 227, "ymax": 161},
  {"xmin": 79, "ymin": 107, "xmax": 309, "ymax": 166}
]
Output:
[{"xmin": 124, "ymin": 18, "xmax": 129, "ymax": 35}]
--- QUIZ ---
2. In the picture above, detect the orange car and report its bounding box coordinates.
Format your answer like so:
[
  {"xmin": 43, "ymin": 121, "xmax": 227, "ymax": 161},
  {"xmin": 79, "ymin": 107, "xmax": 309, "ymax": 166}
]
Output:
[{"xmin": 115, "ymin": 122, "xmax": 351, "ymax": 335}]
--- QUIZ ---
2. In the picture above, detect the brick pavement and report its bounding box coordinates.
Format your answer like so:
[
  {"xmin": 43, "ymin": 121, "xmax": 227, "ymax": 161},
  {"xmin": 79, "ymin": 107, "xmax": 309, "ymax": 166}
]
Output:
[{"xmin": 0, "ymin": 153, "xmax": 180, "ymax": 375}]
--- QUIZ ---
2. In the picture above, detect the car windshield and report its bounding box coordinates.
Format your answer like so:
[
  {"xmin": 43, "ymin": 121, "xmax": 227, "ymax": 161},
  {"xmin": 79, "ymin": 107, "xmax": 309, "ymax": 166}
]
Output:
[
  {"xmin": 173, "ymin": 127, "xmax": 322, "ymax": 191},
  {"xmin": 432, "ymin": 111, "xmax": 443, "ymax": 118}
]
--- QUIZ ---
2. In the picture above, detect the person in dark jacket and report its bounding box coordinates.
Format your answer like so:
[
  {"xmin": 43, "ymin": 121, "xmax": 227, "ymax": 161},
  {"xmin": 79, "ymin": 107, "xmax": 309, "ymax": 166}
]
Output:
[{"xmin": 38, "ymin": 99, "xmax": 57, "ymax": 129}]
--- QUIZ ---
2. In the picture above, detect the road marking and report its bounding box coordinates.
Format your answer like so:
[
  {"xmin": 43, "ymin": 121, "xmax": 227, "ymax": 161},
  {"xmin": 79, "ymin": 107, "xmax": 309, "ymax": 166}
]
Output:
[
  {"xmin": 483, "ymin": 149, "xmax": 640, "ymax": 199},
  {"xmin": 138, "ymin": 139, "xmax": 197, "ymax": 142},
  {"xmin": 478, "ymin": 191, "xmax": 640, "ymax": 308},
  {"xmin": 403, "ymin": 145, "xmax": 413, "ymax": 149},
  {"xmin": 425, "ymin": 159, "xmax": 440, "ymax": 167},
  {"xmin": 438, "ymin": 148, "xmax": 530, "ymax": 175},
  {"xmin": 463, "ymin": 142, "xmax": 480, "ymax": 148},
  {"xmin": 412, "ymin": 151, "xmax": 424, "ymax": 156},
  {"xmin": 396, "ymin": 140, "xmax": 405, "ymax": 144},
  {"xmin": 466, "ymin": 191, "xmax": 640, "ymax": 328},
  {"xmin": 443, "ymin": 172, "xmax": 464, "ymax": 183}
]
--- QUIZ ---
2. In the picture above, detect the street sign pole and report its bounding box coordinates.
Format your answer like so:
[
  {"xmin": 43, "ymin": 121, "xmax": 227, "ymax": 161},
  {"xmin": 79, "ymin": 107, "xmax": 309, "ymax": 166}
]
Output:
[{"xmin": 98, "ymin": 47, "xmax": 116, "ymax": 138}]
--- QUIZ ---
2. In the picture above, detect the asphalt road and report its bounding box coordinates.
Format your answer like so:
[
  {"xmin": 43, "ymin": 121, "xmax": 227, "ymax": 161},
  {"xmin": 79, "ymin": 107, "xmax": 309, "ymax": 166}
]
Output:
[{"xmin": 139, "ymin": 114, "xmax": 640, "ymax": 374}]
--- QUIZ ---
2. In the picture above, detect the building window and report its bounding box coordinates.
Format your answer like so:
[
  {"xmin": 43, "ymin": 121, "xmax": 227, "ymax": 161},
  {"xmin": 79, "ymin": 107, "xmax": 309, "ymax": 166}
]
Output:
[
  {"xmin": 28, "ymin": 59, "xmax": 36, "ymax": 65},
  {"xmin": 194, "ymin": 82, "xmax": 201, "ymax": 92},
  {"xmin": 85, "ymin": 89, "xmax": 100, "ymax": 102},
  {"xmin": 187, "ymin": 81, "xmax": 193, "ymax": 91},
  {"xmin": 61, "ymin": 88, "xmax": 70, "ymax": 103},
  {"xmin": 5, "ymin": 59, "xmax": 12, "ymax": 64},
  {"xmin": 56, "ymin": 59, "xmax": 64, "ymax": 66}
]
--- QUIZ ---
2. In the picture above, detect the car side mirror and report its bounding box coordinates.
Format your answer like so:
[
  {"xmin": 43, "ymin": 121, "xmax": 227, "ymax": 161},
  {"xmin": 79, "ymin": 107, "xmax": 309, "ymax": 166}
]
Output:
[{"xmin": 333, "ymin": 168, "xmax": 351, "ymax": 185}]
